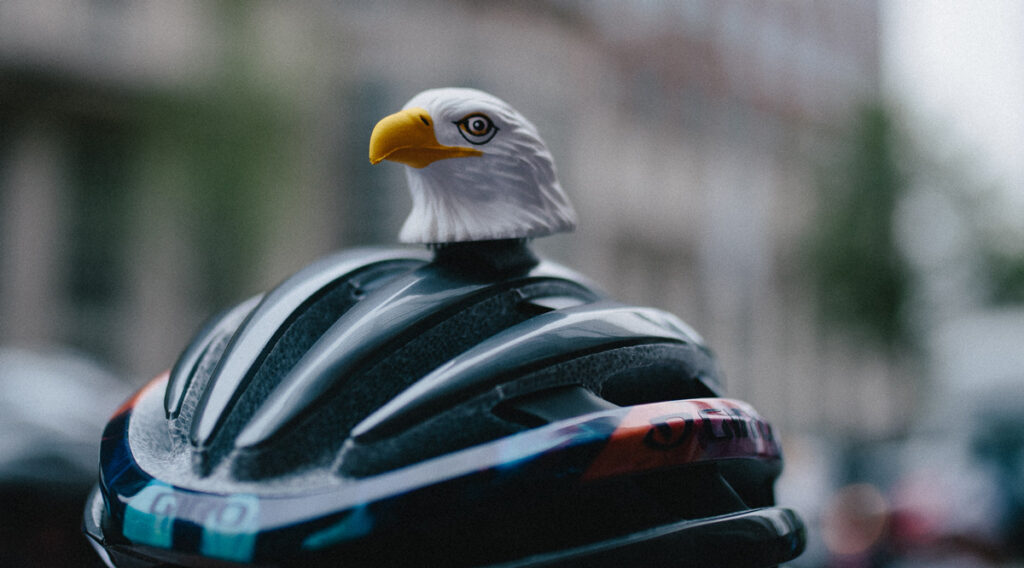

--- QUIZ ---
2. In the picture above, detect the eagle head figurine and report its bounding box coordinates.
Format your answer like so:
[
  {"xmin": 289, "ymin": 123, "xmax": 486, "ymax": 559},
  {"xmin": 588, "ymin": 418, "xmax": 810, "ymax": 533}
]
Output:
[{"xmin": 369, "ymin": 88, "xmax": 577, "ymax": 271}]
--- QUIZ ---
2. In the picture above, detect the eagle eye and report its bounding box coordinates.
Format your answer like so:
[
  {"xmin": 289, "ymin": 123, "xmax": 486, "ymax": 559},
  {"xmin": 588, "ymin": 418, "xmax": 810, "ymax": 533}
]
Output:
[{"xmin": 455, "ymin": 113, "xmax": 499, "ymax": 145}]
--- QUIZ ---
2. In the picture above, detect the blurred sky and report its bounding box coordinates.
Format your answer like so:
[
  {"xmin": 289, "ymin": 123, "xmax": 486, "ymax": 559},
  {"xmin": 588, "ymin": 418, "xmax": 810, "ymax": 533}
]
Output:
[
  {"xmin": 883, "ymin": 0, "xmax": 1024, "ymax": 221},
  {"xmin": 882, "ymin": 1, "xmax": 1024, "ymax": 399}
]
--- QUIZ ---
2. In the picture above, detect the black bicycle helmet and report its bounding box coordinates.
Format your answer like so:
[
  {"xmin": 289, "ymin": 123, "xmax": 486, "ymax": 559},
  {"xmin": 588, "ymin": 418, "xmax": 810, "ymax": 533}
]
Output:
[
  {"xmin": 83, "ymin": 246, "xmax": 804, "ymax": 567},
  {"xmin": 85, "ymin": 87, "xmax": 804, "ymax": 567}
]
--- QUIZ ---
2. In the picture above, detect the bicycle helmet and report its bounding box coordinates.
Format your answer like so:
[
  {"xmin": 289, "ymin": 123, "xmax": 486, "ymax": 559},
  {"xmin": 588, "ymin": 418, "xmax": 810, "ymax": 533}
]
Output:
[
  {"xmin": 83, "ymin": 247, "xmax": 804, "ymax": 567},
  {"xmin": 85, "ymin": 87, "xmax": 804, "ymax": 567}
]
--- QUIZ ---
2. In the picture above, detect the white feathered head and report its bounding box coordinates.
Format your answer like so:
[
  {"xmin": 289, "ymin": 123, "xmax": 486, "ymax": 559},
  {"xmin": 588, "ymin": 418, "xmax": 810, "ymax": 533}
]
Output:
[{"xmin": 369, "ymin": 88, "xmax": 577, "ymax": 244}]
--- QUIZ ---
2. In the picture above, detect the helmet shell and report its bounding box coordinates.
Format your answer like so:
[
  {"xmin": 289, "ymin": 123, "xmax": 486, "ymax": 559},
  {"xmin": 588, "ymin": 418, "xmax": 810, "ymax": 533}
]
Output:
[{"xmin": 84, "ymin": 247, "xmax": 805, "ymax": 567}]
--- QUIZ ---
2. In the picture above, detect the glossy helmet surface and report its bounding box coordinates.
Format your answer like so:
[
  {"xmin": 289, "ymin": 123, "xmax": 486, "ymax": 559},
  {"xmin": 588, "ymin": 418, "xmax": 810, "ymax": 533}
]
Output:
[{"xmin": 84, "ymin": 247, "xmax": 805, "ymax": 567}]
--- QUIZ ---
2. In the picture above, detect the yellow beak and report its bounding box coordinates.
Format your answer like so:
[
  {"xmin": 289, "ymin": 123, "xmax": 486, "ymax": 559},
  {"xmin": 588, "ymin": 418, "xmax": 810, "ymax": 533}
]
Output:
[{"xmin": 369, "ymin": 107, "xmax": 482, "ymax": 169}]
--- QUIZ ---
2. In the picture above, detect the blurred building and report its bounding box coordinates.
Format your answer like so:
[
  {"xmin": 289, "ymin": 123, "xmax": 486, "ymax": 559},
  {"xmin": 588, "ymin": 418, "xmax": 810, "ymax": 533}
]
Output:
[
  {"xmin": 0, "ymin": 1, "xmax": 898, "ymax": 438},
  {"xmin": 566, "ymin": 1, "xmax": 896, "ymax": 439}
]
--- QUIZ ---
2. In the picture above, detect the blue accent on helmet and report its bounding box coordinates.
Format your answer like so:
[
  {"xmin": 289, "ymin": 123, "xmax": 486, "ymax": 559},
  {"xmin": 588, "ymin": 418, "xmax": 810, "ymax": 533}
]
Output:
[
  {"xmin": 122, "ymin": 481, "xmax": 176, "ymax": 549},
  {"xmin": 302, "ymin": 505, "xmax": 374, "ymax": 551},
  {"xmin": 199, "ymin": 493, "xmax": 259, "ymax": 562}
]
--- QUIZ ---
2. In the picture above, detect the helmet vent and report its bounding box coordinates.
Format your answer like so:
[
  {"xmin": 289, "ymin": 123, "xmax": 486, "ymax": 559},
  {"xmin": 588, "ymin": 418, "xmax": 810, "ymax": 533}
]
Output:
[
  {"xmin": 165, "ymin": 296, "xmax": 262, "ymax": 420},
  {"xmin": 232, "ymin": 280, "xmax": 598, "ymax": 480},
  {"xmin": 339, "ymin": 343, "xmax": 721, "ymax": 478},
  {"xmin": 517, "ymin": 294, "xmax": 587, "ymax": 316},
  {"xmin": 187, "ymin": 258, "xmax": 425, "ymax": 474},
  {"xmin": 492, "ymin": 385, "xmax": 618, "ymax": 428}
]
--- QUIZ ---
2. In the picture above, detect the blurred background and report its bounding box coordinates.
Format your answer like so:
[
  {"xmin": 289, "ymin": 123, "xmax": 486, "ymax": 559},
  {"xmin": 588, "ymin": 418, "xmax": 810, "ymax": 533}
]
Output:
[{"xmin": 1, "ymin": 1, "xmax": 1022, "ymax": 566}]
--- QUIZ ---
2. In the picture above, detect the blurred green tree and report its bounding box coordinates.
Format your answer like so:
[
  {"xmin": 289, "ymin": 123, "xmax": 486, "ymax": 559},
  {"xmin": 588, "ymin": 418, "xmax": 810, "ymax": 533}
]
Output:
[
  {"xmin": 809, "ymin": 105, "xmax": 913, "ymax": 350},
  {"xmin": 985, "ymin": 248, "xmax": 1024, "ymax": 305},
  {"xmin": 135, "ymin": 3, "xmax": 297, "ymax": 308}
]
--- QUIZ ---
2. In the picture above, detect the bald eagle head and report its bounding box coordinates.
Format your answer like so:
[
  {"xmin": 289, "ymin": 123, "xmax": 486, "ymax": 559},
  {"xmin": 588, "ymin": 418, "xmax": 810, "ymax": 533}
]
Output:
[{"xmin": 369, "ymin": 88, "xmax": 577, "ymax": 245}]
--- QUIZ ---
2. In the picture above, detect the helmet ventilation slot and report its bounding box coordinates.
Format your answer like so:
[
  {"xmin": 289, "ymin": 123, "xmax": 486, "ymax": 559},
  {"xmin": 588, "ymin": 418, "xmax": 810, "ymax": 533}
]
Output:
[{"xmin": 492, "ymin": 385, "xmax": 618, "ymax": 428}]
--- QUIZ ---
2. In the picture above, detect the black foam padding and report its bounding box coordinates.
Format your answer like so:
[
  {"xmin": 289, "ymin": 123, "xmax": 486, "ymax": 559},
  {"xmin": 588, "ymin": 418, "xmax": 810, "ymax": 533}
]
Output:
[
  {"xmin": 166, "ymin": 296, "xmax": 262, "ymax": 420},
  {"xmin": 338, "ymin": 342, "xmax": 721, "ymax": 478},
  {"xmin": 337, "ymin": 389, "xmax": 522, "ymax": 478},
  {"xmin": 169, "ymin": 331, "xmax": 234, "ymax": 445},
  {"xmin": 186, "ymin": 260, "xmax": 420, "ymax": 475},
  {"xmin": 230, "ymin": 280, "xmax": 595, "ymax": 480},
  {"xmin": 596, "ymin": 343, "xmax": 722, "ymax": 405},
  {"xmin": 195, "ymin": 282, "xmax": 365, "ymax": 471}
]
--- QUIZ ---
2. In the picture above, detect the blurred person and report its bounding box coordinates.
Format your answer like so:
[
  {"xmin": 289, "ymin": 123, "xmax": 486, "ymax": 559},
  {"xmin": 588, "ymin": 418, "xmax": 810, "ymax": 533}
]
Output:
[{"xmin": 822, "ymin": 483, "xmax": 889, "ymax": 568}]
